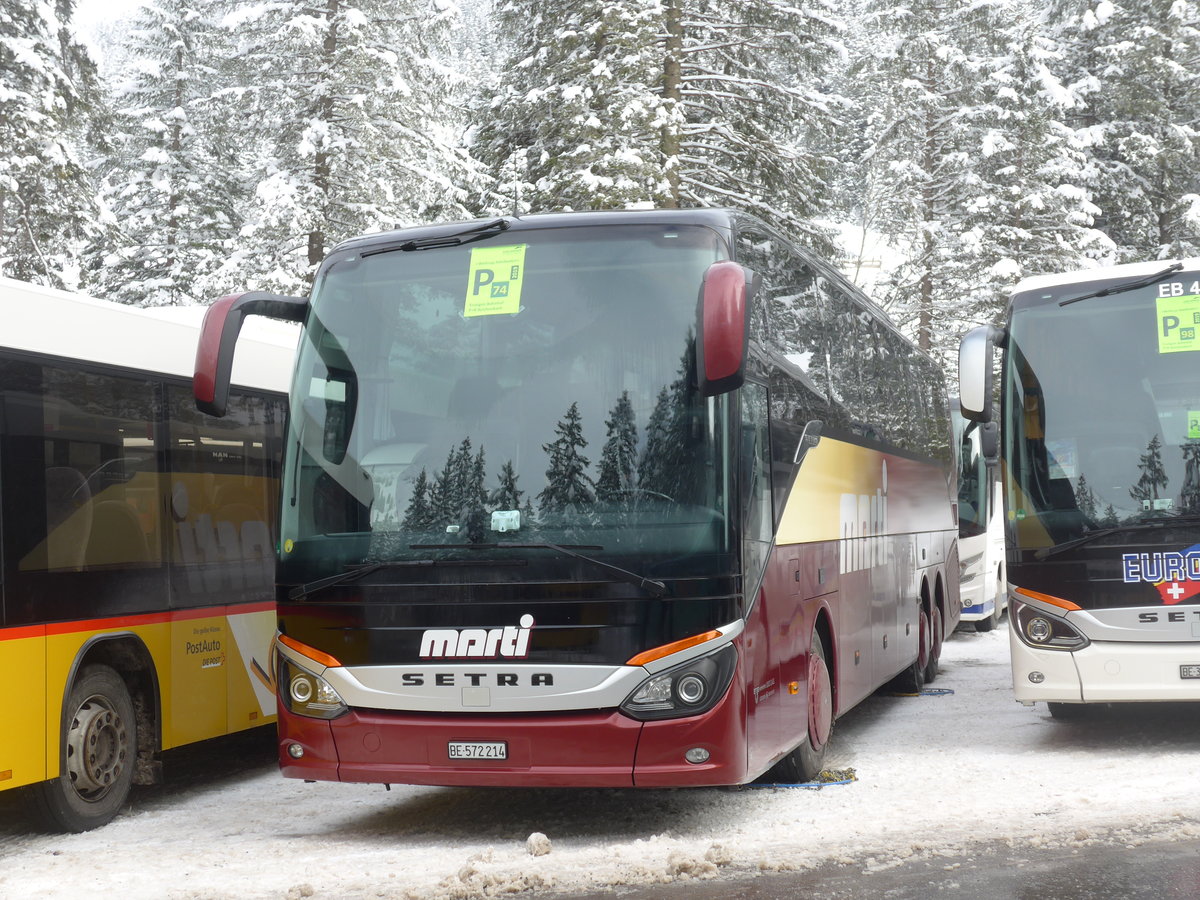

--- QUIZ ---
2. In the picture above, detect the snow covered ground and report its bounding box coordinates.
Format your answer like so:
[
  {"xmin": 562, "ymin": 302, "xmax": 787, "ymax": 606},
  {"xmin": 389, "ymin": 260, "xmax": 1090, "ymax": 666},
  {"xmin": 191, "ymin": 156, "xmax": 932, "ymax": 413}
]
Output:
[{"xmin": 2, "ymin": 622, "xmax": 1199, "ymax": 899}]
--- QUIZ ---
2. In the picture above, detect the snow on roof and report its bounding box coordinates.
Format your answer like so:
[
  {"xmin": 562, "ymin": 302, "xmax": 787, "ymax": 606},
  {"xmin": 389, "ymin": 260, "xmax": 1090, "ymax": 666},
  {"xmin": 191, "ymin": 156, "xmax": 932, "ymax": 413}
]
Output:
[
  {"xmin": 1014, "ymin": 258, "xmax": 1200, "ymax": 295},
  {"xmin": 0, "ymin": 277, "xmax": 297, "ymax": 394}
]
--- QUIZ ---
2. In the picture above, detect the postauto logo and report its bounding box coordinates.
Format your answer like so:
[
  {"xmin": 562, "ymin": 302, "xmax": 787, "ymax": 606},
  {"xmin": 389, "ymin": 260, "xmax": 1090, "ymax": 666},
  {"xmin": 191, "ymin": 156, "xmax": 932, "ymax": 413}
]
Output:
[{"xmin": 419, "ymin": 614, "xmax": 535, "ymax": 659}]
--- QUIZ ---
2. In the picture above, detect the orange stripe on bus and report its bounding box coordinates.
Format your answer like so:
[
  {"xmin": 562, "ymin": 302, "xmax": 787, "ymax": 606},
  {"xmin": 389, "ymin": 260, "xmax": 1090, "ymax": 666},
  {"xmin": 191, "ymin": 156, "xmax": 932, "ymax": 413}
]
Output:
[
  {"xmin": 278, "ymin": 633, "xmax": 342, "ymax": 668},
  {"xmin": 1014, "ymin": 586, "xmax": 1082, "ymax": 612},
  {"xmin": 626, "ymin": 630, "xmax": 722, "ymax": 667},
  {"xmin": 0, "ymin": 624, "xmax": 47, "ymax": 642},
  {"xmin": 1, "ymin": 601, "xmax": 275, "ymax": 641}
]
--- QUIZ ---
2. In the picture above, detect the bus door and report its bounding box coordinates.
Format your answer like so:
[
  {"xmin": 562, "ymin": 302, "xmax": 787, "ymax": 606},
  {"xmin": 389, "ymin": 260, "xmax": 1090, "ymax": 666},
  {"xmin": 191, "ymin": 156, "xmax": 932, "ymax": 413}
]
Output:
[
  {"xmin": 741, "ymin": 382, "xmax": 784, "ymax": 774},
  {"xmin": 164, "ymin": 386, "xmax": 280, "ymax": 744}
]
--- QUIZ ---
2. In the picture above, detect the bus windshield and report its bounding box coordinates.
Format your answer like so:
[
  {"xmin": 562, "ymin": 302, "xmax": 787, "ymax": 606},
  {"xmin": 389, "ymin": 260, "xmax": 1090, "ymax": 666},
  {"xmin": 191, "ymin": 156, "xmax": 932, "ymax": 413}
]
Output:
[
  {"xmin": 1004, "ymin": 274, "xmax": 1200, "ymax": 554},
  {"xmin": 280, "ymin": 223, "xmax": 732, "ymax": 584}
]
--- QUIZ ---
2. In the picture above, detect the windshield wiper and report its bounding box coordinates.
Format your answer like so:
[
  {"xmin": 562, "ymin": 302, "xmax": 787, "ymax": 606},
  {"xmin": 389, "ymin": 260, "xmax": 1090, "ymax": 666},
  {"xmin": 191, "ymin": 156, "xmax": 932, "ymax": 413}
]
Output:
[
  {"xmin": 1034, "ymin": 515, "xmax": 1200, "ymax": 560},
  {"xmin": 413, "ymin": 541, "xmax": 669, "ymax": 597},
  {"xmin": 363, "ymin": 218, "xmax": 510, "ymax": 256},
  {"xmin": 288, "ymin": 559, "xmax": 434, "ymax": 600},
  {"xmin": 1058, "ymin": 262, "xmax": 1183, "ymax": 307}
]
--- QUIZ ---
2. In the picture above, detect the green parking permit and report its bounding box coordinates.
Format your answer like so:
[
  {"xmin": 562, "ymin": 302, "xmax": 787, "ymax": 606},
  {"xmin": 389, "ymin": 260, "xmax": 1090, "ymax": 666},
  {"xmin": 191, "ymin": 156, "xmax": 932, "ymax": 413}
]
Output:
[
  {"xmin": 464, "ymin": 244, "xmax": 527, "ymax": 317},
  {"xmin": 1190, "ymin": 411, "xmax": 1200, "ymax": 440},
  {"xmin": 1156, "ymin": 295, "xmax": 1200, "ymax": 354}
]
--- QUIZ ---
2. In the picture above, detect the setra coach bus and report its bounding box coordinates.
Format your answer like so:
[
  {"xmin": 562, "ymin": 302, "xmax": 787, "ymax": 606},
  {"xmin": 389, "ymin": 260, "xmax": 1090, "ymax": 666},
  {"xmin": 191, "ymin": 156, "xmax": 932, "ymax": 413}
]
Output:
[
  {"xmin": 0, "ymin": 277, "xmax": 295, "ymax": 831},
  {"xmin": 959, "ymin": 259, "xmax": 1200, "ymax": 715},
  {"xmin": 195, "ymin": 209, "xmax": 958, "ymax": 787}
]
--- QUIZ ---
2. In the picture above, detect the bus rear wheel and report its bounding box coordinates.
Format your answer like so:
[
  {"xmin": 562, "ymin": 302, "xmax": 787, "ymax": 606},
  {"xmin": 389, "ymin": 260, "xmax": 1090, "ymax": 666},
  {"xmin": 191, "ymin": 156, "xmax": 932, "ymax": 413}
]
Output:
[
  {"xmin": 24, "ymin": 664, "xmax": 137, "ymax": 832},
  {"xmin": 924, "ymin": 605, "xmax": 943, "ymax": 684},
  {"xmin": 888, "ymin": 606, "xmax": 928, "ymax": 694}
]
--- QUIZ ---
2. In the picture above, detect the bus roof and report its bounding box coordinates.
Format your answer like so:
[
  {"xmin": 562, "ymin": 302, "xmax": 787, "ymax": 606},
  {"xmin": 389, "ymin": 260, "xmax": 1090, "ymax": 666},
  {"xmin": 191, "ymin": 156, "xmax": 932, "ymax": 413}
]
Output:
[
  {"xmin": 328, "ymin": 208, "xmax": 737, "ymax": 257},
  {"xmin": 1013, "ymin": 257, "xmax": 1200, "ymax": 296},
  {"xmin": 0, "ymin": 277, "xmax": 297, "ymax": 394}
]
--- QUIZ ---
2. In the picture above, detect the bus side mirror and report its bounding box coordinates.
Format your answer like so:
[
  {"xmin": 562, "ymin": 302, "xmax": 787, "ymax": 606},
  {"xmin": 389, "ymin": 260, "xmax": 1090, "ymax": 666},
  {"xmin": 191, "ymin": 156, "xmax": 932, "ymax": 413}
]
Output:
[
  {"xmin": 194, "ymin": 291, "xmax": 307, "ymax": 417},
  {"xmin": 697, "ymin": 260, "xmax": 758, "ymax": 397},
  {"xmin": 958, "ymin": 325, "xmax": 1001, "ymax": 423}
]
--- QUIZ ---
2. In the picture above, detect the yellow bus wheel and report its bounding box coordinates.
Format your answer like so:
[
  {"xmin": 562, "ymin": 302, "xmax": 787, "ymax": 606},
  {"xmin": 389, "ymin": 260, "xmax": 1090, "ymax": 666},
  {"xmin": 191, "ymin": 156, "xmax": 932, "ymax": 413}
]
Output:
[{"xmin": 25, "ymin": 665, "xmax": 137, "ymax": 833}]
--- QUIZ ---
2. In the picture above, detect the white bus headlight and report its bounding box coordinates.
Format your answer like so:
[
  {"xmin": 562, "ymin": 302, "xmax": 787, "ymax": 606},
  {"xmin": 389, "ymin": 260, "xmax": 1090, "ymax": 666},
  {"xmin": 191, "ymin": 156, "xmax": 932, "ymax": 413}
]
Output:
[
  {"xmin": 1013, "ymin": 599, "xmax": 1088, "ymax": 651},
  {"xmin": 1026, "ymin": 616, "xmax": 1053, "ymax": 643},
  {"xmin": 279, "ymin": 657, "xmax": 348, "ymax": 719},
  {"xmin": 621, "ymin": 643, "xmax": 737, "ymax": 721}
]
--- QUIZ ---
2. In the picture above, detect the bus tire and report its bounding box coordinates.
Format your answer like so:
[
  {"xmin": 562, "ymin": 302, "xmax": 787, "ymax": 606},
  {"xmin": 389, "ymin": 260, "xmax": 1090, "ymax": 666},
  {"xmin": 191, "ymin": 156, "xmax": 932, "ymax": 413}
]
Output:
[
  {"xmin": 969, "ymin": 607, "xmax": 998, "ymax": 633},
  {"xmin": 888, "ymin": 607, "xmax": 927, "ymax": 694},
  {"xmin": 974, "ymin": 599, "xmax": 1001, "ymax": 632},
  {"xmin": 1047, "ymin": 702, "xmax": 1088, "ymax": 721},
  {"xmin": 763, "ymin": 634, "xmax": 833, "ymax": 784},
  {"xmin": 24, "ymin": 664, "xmax": 137, "ymax": 832},
  {"xmin": 924, "ymin": 605, "xmax": 943, "ymax": 684}
]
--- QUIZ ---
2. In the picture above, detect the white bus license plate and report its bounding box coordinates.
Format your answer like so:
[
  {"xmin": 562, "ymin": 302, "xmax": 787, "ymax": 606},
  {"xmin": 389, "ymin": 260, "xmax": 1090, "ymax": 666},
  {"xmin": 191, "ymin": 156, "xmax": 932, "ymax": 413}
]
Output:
[
  {"xmin": 448, "ymin": 741, "xmax": 507, "ymax": 760},
  {"xmin": 1180, "ymin": 665, "xmax": 1200, "ymax": 679}
]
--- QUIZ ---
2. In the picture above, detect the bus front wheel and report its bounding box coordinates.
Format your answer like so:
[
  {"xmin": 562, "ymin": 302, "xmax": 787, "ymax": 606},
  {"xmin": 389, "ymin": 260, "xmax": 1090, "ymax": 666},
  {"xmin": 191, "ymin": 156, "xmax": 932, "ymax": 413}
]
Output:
[
  {"xmin": 763, "ymin": 634, "xmax": 833, "ymax": 784},
  {"xmin": 24, "ymin": 664, "xmax": 137, "ymax": 832},
  {"xmin": 975, "ymin": 584, "xmax": 1004, "ymax": 632}
]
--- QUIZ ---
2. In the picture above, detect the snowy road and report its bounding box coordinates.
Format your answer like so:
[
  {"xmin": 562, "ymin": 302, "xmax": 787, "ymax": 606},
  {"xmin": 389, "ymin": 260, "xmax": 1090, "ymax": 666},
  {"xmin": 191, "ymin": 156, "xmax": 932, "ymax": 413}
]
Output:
[{"xmin": 3, "ymin": 623, "xmax": 1199, "ymax": 899}]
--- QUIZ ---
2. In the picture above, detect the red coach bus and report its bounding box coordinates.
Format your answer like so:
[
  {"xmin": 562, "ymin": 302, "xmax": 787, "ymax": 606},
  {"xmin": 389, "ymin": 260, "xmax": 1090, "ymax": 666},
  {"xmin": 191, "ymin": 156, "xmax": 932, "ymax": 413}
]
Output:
[{"xmin": 195, "ymin": 209, "xmax": 958, "ymax": 787}]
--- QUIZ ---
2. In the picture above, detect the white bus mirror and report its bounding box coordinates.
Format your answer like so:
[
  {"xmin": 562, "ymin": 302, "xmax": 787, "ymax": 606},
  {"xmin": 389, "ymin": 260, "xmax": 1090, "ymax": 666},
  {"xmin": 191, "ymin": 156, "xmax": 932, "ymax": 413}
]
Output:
[{"xmin": 958, "ymin": 325, "xmax": 1001, "ymax": 423}]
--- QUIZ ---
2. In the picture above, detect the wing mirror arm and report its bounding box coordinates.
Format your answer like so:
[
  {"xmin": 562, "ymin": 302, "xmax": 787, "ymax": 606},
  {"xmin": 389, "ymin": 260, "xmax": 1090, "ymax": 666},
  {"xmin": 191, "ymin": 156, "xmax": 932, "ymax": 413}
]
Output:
[{"xmin": 194, "ymin": 291, "xmax": 308, "ymax": 417}]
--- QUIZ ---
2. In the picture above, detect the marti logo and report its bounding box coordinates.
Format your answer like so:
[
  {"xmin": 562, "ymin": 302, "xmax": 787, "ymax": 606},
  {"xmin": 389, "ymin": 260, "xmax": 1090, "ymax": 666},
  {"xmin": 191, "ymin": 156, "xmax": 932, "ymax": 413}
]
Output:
[
  {"xmin": 1121, "ymin": 545, "xmax": 1200, "ymax": 605},
  {"xmin": 840, "ymin": 461, "xmax": 888, "ymax": 574},
  {"xmin": 419, "ymin": 614, "xmax": 536, "ymax": 659}
]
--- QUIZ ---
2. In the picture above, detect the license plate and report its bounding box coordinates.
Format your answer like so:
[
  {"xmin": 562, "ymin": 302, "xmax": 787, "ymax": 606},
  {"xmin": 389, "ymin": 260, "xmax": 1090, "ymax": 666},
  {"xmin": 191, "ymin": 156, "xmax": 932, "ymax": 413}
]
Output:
[
  {"xmin": 1180, "ymin": 665, "xmax": 1200, "ymax": 679},
  {"xmin": 448, "ymin": 741, "xmax": 507, "ymax": 760}
]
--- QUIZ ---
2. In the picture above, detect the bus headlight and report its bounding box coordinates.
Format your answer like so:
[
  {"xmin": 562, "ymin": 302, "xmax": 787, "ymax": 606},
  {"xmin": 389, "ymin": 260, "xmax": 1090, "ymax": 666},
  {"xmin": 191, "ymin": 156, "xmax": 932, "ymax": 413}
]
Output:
[
  {"xmin": 621, "ymin": 643, "xmax": 737, "ymax": 721},
  {"xmin": 278, "ymin": 656, "xmax": 348, "ymax": 719},
  {"xmin": 1012, "ymin": 599, "xmax": 1089, "ymax": 651}
]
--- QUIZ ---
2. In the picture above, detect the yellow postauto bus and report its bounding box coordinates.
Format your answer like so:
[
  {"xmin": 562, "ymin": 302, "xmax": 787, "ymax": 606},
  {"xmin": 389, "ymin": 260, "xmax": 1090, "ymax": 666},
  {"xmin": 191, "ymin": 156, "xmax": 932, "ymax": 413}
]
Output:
[{"xmin": 0, "ymin": 277, "xmax": 295, "ymax": 831}]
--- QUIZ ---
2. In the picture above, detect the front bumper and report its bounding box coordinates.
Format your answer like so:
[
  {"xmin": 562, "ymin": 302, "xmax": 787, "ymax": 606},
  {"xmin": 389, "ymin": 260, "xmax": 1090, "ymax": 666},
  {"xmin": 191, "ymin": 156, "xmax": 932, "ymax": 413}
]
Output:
[
  {"xmin": 276, "ymin": 676, "xmax": 749, "ymax": 787},
  {"xmin": 1010, "ymin": 625, "xmax": 1200, "ymax": 704}
]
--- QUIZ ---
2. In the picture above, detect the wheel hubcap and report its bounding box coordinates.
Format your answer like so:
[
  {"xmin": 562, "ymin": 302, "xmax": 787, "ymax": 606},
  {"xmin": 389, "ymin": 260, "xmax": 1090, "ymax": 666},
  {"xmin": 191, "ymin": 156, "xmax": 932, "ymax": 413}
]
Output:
[
  {"xmin": 66, "ymin": 694, "xmax": 129, "ymax": 799},
  {"xmin": 808, "ymin": 653, "xmax": 833, "ymax": 751}
]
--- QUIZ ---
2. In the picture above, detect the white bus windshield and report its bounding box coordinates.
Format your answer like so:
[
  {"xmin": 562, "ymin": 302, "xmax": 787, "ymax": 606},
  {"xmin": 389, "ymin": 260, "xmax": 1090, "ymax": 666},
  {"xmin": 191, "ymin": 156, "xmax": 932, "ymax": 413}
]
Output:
[{"xmin": 1004, "ymin": 275, "xmax": 1200, "ymax": 554}]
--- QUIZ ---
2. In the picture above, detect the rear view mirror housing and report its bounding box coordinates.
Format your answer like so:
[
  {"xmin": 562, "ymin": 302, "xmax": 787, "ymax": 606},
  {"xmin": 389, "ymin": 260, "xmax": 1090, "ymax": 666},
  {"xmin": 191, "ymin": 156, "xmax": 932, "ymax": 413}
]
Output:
[
  {"xmin": 194, "ymin": 291, "xmax": 308, "ymax": 417},
  {"xmin": 697, "ymin": 260, "xmax": 758, "ymax": 397},
  {"xmin": 958, "ymin": 325, "xmax": 1002, "ymax": 423}
]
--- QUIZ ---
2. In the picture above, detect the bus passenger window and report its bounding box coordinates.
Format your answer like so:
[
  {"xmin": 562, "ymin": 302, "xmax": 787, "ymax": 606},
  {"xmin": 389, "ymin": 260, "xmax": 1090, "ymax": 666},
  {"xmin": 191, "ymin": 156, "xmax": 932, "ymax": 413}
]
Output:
[{"xmin": 21, "ymin": 367, "xmax": 162, "ymax": 573}]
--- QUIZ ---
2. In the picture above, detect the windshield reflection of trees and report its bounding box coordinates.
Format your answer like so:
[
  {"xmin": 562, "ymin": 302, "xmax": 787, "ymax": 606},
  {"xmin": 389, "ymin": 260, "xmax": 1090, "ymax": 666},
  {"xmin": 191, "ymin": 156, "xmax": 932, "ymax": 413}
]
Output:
[{"xmin": 369, "ymin": 339, "xmax": 713, "ymax": 557}]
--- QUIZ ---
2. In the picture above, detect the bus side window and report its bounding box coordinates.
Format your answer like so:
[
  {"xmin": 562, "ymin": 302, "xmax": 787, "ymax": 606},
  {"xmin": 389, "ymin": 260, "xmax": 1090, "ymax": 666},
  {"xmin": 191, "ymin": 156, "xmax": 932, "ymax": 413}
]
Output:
[
  {"xmin": 166, "ymin": 385, "xmax": 284, "ymax": 602},
  {"xmin": 20, "ymin": 366, "xmax": 163, "ymax": 573}
]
